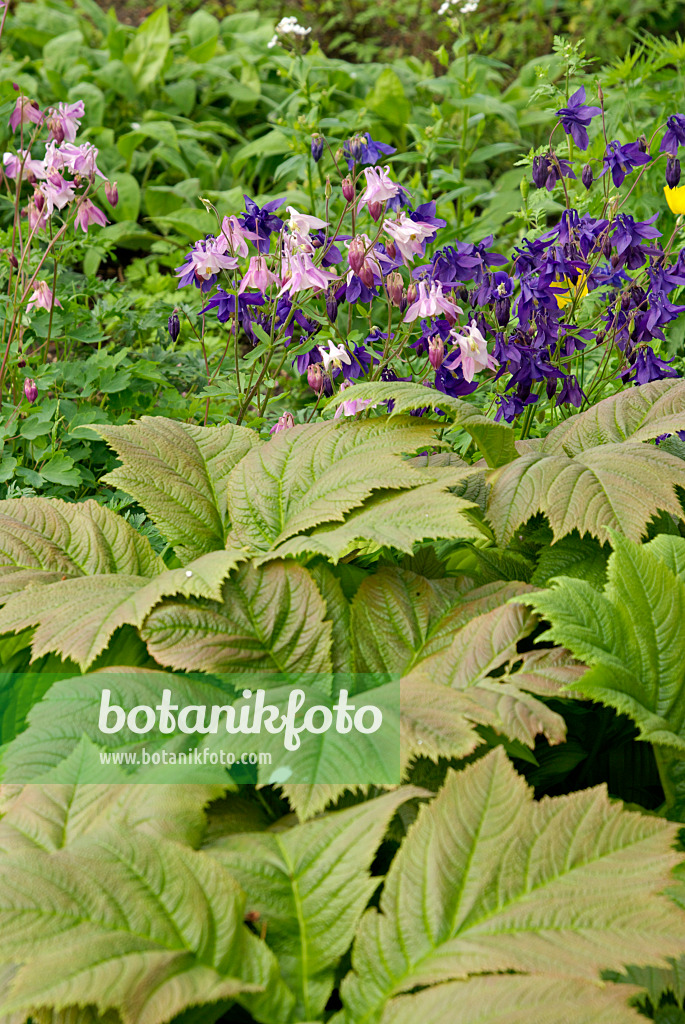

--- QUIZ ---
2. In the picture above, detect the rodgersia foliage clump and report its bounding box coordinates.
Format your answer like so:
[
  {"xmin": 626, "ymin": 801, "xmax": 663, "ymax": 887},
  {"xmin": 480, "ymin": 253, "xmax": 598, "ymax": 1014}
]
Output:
[{"xmin": 3, "ymin": 8, "xmax": 685, "ymax": 1024}]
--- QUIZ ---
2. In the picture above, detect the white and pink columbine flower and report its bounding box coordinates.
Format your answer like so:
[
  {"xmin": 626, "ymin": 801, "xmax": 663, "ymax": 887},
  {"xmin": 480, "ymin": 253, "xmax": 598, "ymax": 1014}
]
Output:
[
  {"xmin": 239, "ymin": 254, "xmax": 278, "ymax": 294},
  {"xmin": 444, "ymin": 320, "xmax": 498, "ymax": 382},
  {"xmin": 318, "ymin": 340, "xmax": 351, "ymax": 373},
  {"xmin": 3, "ymin": 150, "xmax": 46, "ymax": 181},
  {"xmin": 27, "ymin": 280, "xmax": 61, "ymax": 313},
  {"xmin": 219, "ymin": 215, "xmax": 258, "ymax": 258},
  {"xmin": 286, "ymin": 205, "xmax": 328, "ymax": 235},
  {"xmin": 74, "ymin": 198, "xmax": 108, "ymax": 233},
  {"xmin": 278, "ymin": 252, "xmax": 337, "ymax": 297},
  {"xmin": 46, "ymin": 101, "xmax": 85, "ymax": 144},
  {"xmin": 358, "ymin": 165, "xmax": 402, "ymax": 208},
  {"xmin": 403, "ymin": 280, "xmax": 463, "ymax": 324},
  {"xmin": 383, "ymin": 212, "xmax": 436, "ymax": 263},
  {"xmin": 176, "ymin": 237, "xmax": 239, "ymax": 283},
  {"xmin": 59, "ymin": 141, "xmax": 104, "ymax": 179},
  {"xmin": 42, "ymin": 172, "xmax": 76, "ymax": 215}
]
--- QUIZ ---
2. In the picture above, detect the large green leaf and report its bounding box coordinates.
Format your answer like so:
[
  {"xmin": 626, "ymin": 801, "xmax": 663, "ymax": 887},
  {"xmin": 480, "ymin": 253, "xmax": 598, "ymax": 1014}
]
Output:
[
  {"xmin": 0, "ymin": 829, "xmax": 294, "ymax": 1024},
  {"xmin": 99, "ymin": 417, "xmax": 259, "ymax": 560},
  {"xmin": 226, "ymin": 417, "xmax": 444, "ymax": 555},
  {"xmin": 487, "ymin": 442, "xmax": 685, "ymax": 543},
  {"xmin": 541, "ymin": 379, "xmax": 685, "ymax": 455},
  {"xmin": 142, "ymin": 561, "xmax": 332, "ymax": 674},
  {"xmin": 325, "ymin": 382, "xmax": 517, "ymax": 467},
  {"xmin": 0, "ymin": 549, "xmax": 246, "ymax": 669},
  {"xmin": 207, "ymin": 789, "xmax": 424, "ymax": 1020},
  {"xmin": 338, "ymin": 748, "xmax": 684, "ymax": 1024},
  {"xmin": 123, "ymin": 6, "xmax": 170, "ymax": 90},
  {"xmin": 521, "ymin": 533, "xmax": 685, "ymax": 751},
  {"xmin": 0, "ymin": 497, "xmax": 163, "ymax": 600}
]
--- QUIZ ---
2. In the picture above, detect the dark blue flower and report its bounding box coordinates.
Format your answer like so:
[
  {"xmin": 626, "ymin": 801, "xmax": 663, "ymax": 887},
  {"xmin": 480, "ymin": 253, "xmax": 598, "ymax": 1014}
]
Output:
[
  {"xmin": 343, "ymin": 132, "xmax": 396, "ymax": 170},
  {"xmin": 311, "ymin": 133, "xmax": 324, "ymax": 162},
  {"xmin": 611, "ymin": 214, "xmax": 661, "ymax": 268},
  {"xmin": 200, "ymin": 288, "xmax": 265, "ymax": 323},
  {"xmin": 661, "ymin": 114, "xmax": 685, "ymax": 157},
  {"xmin": 556, "ymin": 87, "xmax": 601, "ymax": 150},
  {"xmin": 599, "ymin": 140, "xmax": 651, "ymax": 188},
  {"xmin": 239, "ymin": 195, "xmax": 284, "ymax": 254},
  {"xmin": 620, "ymin": 348, "xmax": 678, "ymax": 385},
  {"xmin": 557, "ymin": 374, "xmax": 585, "ymax": 407}
]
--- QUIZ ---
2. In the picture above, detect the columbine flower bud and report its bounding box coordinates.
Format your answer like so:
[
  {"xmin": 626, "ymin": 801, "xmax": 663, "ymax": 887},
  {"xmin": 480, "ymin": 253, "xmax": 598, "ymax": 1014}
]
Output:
[
  {"xmin": 637, "ymin": 134, "xmax": 648, "ymax": 153},
  {"xmin": 23, "ymin": 377, "xmax": 37, "ymax": 404},
  {"xmin": 495, "ymin": 296, "xmax": 511, "ymax": 327},
  {"xmin": 406, "ymin": 281, "xmax": 418, "ymax": 306},
  {"xmin": 34, "ymin": 191, "xmax": 45, "ymax": 213},
  {"xmin": 307, "ymin": 362, "xmax": 325, "ymax": 394},
  {"xmin": 17, "ymin": 355, "xmax": 25, "ymax": 368},
  {"xmin": 348, "ymin": 134, "xmax": 363, "ymax": 161},
  {"xmin": 520, "ymin": 177, "xmax": 529, "ymax": 202},
  {"xmin": 359, "ymin": 261, "xmax": 375, "ymax": 287},
  {"xmin": 270, "ymin": 412, "xmax": 295, "ymax": 435},
  {"xmin": 168, "ymin": 311, "xmax": 180, "ymax": 342},
  {"xmin": 385, "ymin": 238, "xmax": 397, "ymax": 260},
  {"xmin": 582, "ymin": 164, "xmax": 593, "ymax": 190},
  {"xmin": 386, "ymin": 270, "xmax": 404, "ymax": 307},
  {"xmin": 367, "ymin": 201, "xmax": 383, "ymax": 222},
  {"xmin": 341, "ymin": 176, "xmax": 355, "ymax": 202},
  {"xmin": 105, "ymin": 180, "xmax": 119, "ymax": 206},
  {"xmin": 325, "ymin": 284, "xmax": 339, "ymax": 322},
  {"xmin": 667, "ymin": 156, "xmax": 682, "ymax": 189},
  {"xmin": 8, "ymin": 253, "xmax": 18, "ymax": 269},
  {"xmin": 325, "ymin": 175, "xmax": 331, "ymax": 199},
  {"xmin": 310, "ymin": 133, "xmax": 324, "ymax": 163},
  {"xmin": 531, "ymin": 155, "xmax": 547, "ymax": 189},
  {"xmin": 348, "ymin": 236, "xmax": 366, "ymax": 275},
  {"xmin": 428, "ymin": 335, "xmax": 445, "ymax": 370}
]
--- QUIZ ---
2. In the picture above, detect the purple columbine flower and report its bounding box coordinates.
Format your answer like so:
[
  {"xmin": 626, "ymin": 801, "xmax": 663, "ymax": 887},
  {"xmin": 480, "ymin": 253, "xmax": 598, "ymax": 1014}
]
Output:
[
  {"xmin": 239, "ymin": 196, "xmax": 284, "ymax": 253},
  {"xmin": 611, "ymin": 213, "xmax": 661, "ymax": 267},
  {"xmin": 661, "ymin": 114, "xmax": 685, "ymax": 157},
  {"xmin": 168, "ymin": 311, "xmax": 180, "ymax": 342},
  {"xmin": 200, "ymin": 288, "xmax": 265, "ymax": 323},
  {"xmin": 621, "ymin": 347, "xmax": 679, "ymax": 385},
  {"xmin": 556, "ymin": 374, "xmax": 585, "ymax": 408},
  {"xmin": 343, "ymin": 132, "xmax": 395, "ymax": 170},
  {"xmin": 311, "ymin": 133, "xmax": 324, "ymax": 162},
  {"xmin": 599, "ymin": 140, "xmax": 651, "ymax": 188},
  {"xmin": 555, "ymin": 87, "xmax": 601, "ymax": 151}
]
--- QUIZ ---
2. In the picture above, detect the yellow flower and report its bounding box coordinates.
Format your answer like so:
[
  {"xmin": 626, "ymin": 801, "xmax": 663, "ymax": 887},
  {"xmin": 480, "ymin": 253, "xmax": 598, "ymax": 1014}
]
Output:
[
  {"xmin": 664, "ymin": 185, "xmax": 685, "ymax": 215},
  {"xmin": 553, "ymin": 274, "xmax": 589, "ymax": 309}
]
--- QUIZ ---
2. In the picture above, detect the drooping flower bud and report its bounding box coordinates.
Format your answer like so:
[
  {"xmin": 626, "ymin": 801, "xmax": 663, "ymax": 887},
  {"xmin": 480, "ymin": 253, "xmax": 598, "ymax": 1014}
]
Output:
[
  {"xmin": 637, "ymin": 134, "xmax": 648, "ymax": 153},
  {"xmin": 325, "ymin": 284, "xmax": 340, "ymax": 322},
  {"xmin": 23, "ymin": 377, "xmax": 37, "ymax": 404},
  {"xmin": 341, "ymin": 176, "xmax": 355, "ymax": 202},
  {"xmin": 367, "ymin": 201, "xmax": 383, "ymax": 222},
  {"xmin": 307, "ymin": 362, "xmax": 325, "ymax": 394},
  {"xmin": 428, "ymin": 335, "xmax": 445, "ymax": 370},
  {"xmin": 8, "ymin": 252, "xmax": 18, "ymax": 270},
  {"xmin": 386, "ymin": 270, "xmax": 403, "ymax": 308},
  {"xmin": 348, "ymin": 236, "xmax": 366, "ymax": 275},
  {"xmin": 33, "ymin": 190, "xmax": 45, "ymax": 213},
  {"xmin": 105, "ymin": 180, "xmax": 119, "ymax": 206},
  {"xmin": 520, "ymin": 176, "xmax": 529, "ymax": 202},
  {"xmin": 385, "ymin": 238, "xmax": 397, "ymax": 261},
  {"xmin": 270, "ymin": 411, "xmax": 295, "ymax": 435},
  {"xmin": 359, "ymin": 261, "xmax": 375, "ymax": 287},
  {"xmin": 531, "ymin": 155, "xmax": 547, "ymax": 189},
  {"xmin": 310, "ymin": 133, "xmax": 324, "ymax": 163},
  {"xmin": 582, "ymin": 164, "xmax": 593, "ymax": 190},
  {"xmin": 168, "ymin": 311, "xmax": 180, "ymax": 342},
  {"xmin": 348, "ymin": 134, "xmax": 363, "ymax": 161},
  {"xmin": 667, "ymin": 155, "xmax": 682, "ymax": 189},
  {"xmin": 406, "ymin": 281, "xmax": 418, "ymax": 306},
  {"xmin": 495, "ymin": 296, "xmax": 511, "ymax": 327}
]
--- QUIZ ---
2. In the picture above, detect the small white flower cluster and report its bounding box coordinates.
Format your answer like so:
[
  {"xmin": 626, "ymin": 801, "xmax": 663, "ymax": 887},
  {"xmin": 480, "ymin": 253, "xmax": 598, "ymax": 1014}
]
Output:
[
  {"xmin": 267, "ymin": 15, "xmax": 312, "ymax": 48},
  {"xmin": 438, "ymin": 0, "xmax": 479, "ymax": 14}
]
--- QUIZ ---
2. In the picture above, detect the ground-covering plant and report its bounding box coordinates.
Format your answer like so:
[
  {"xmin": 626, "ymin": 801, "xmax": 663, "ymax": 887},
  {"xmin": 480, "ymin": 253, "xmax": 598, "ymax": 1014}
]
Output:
[{"xmin": 1, "ymin": 2, "xmax": 685, "ymax": 1024}]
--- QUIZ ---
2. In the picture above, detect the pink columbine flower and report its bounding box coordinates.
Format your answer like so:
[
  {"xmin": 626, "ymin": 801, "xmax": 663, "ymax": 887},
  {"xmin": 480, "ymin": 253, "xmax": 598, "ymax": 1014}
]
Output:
[
  {"xmin": 176, "ymin": 237, "xmax": 238, "ymax": 283},
  {"xmin": 58, "ymin": 141, "xmax": 104, "ymax": 179},
  {"xmin": 9, "ymin": 96, "xmax": 43, "ymax": 132},
  {"xmin": 358, "ymin": 165, "xmax": 401, "ymax": 208},
  {"xmin": 3, "ymin": 150, "xmax": 46, "ymax": 181},
  {"xmin": 27, "ymin": 196, "xmax": 47, "ymax": 233},
  {"xmin": 286, "ymin": 205, "xmax": 328, "ymax": 235},
  {"xmin": 383, "ymin": 212, "xmax": 436, "ymax": 263},
  {"xmin": 333, "ymin": 382, "xmax": 377, "ymax": 419},
  {"xmin": 42, "ymin": 172, "xmax": 76, "ymax": 215},
  {"xmin": 403, "ymin": 281, "xmax": 463, "ymax": 324},
  {"xmin": 278, "ymin": 252, "xmax": 338, "ymax": 297},
  {"xmin": 23, "ymin": 378, "xmax": 38, "ymax": 404},
  {"xmin": 46, "ymin": 101, "xmax": 85, "ymax": 144},
  {"xmin": 238, "ymin": 254, "xmax": 278, "ymax": 294},
  {"xmin": 219, "ymin": 215, "xmax": 259, "ymax": 258},
  {"xmin": 74, "ymin": 198, "xmax": 108, "ymax": 233},
  {"xmin": 27, "ymin": 281, "xmax": 61, "ymax": 313},
  {"xmin": 270, "ymin": 412, "xmax": 295, "ymax": 434},
  {"xmin": 443, "ymin": 320, "xmax": 498, "ymax": 383}
]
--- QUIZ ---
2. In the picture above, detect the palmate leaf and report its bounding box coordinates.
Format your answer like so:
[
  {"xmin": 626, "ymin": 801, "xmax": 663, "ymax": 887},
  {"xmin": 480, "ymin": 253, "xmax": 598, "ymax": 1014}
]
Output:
[
  {"xmin": 0, "ymin": 779, "xmax": 228, "ymax": 853},
  {"xmin": 487, "ymin": 442, "xmax": 685, "ymax": 544},
  {"xmin": 337, "ymin": 748, "xmax": 684, "ymax": 1024},
  {"xmin": 0, "ymin": 497, "xmax": 164, "ymax": 600},
  {"xmin": 325, "ymin": 382, "xmax": 517, "ymax": 467},
  {"xmin": 0, "ymin": 828, "xmax": 294, "ymax": 1024},
  {"xmin": 98, "ymin": 416, "xmax": 259, "ymax": 561},
  {"xmin": 226, "ymin": 417, "xmax": 446, "ymax": 555},
  {"xmin": 0, "ymin": 548, "xmax": 247, "ymax": 670},
  {"xmin": 261, "ymin": 481, "xmax": 481, "ymax": 564},
  {"xmin": 142, "ymin": 560, "xmax": 332, "ymax": 674},
  {"xmin": 521, "ymin": 533, "xmax": 685, "ymax": 751},
  {"xmin": 207, "ymin": 789, "xmax": 425, "ymax": 1021},
  {"xmin": 540, "ymin": 378, "xmax": 685, "ymax": 455}
]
